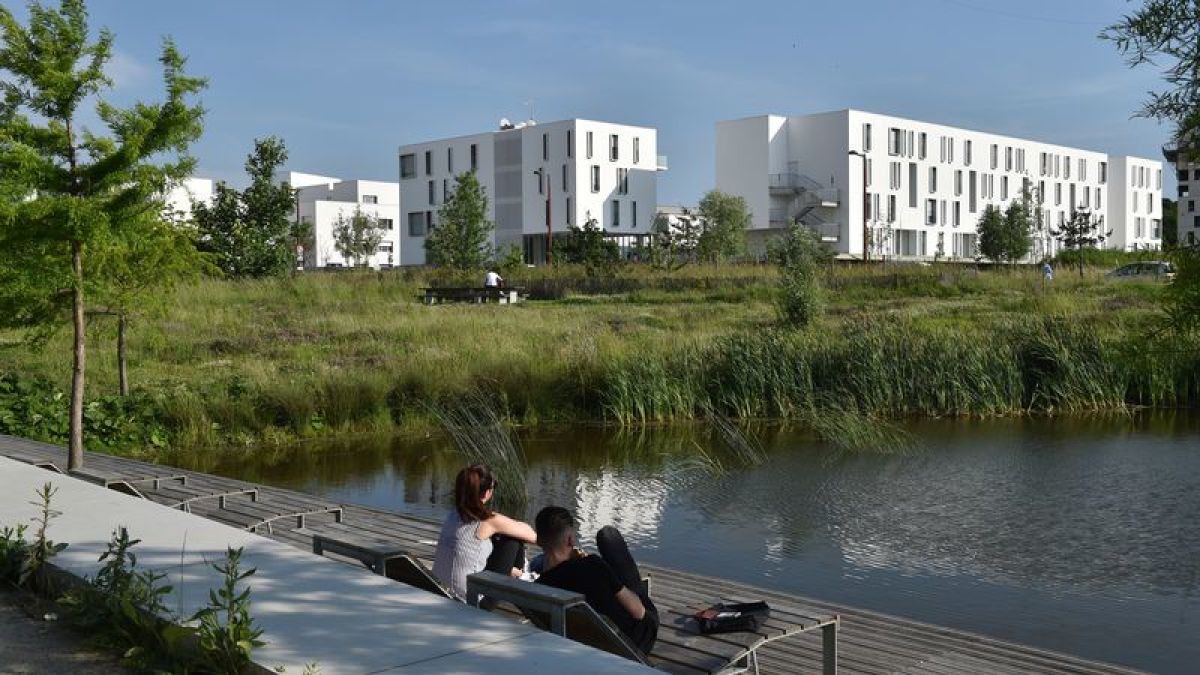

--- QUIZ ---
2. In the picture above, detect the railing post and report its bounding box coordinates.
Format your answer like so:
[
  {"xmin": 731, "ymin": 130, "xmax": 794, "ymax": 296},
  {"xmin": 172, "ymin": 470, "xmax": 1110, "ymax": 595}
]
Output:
[{"xmin": 822, "ymin": 619, "xmax": 839, "ymax": 675}]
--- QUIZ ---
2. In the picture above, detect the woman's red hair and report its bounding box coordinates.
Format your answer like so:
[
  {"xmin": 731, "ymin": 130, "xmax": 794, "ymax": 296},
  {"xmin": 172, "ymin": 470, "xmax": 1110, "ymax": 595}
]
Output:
[{"xmin": 454, "ymin": 464, "xmax": 495, "ymax": 522}]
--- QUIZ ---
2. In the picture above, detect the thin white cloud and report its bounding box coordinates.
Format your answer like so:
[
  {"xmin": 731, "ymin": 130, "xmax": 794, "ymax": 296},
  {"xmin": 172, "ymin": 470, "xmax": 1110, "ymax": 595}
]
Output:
[{"xmin": 108, "ymin": 49, "xmax": 151, "ymax": 90}]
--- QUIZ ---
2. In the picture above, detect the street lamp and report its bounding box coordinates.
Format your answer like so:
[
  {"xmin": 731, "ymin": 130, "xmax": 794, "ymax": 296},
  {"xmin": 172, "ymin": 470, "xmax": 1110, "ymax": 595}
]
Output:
[
  {"xmin": 532, "ymin": 168, "xmax": 552, "ymax": 264},
  {"xmin": 848, "ymin": 150, "xmax": 869, "ymax": 262}
]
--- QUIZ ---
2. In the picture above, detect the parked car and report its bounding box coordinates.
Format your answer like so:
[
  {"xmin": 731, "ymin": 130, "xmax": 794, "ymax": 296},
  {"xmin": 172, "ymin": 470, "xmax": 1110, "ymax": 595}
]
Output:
[{"xmin": 1106, "ymin": 261, "xmax": 1176, "ymax": 282}]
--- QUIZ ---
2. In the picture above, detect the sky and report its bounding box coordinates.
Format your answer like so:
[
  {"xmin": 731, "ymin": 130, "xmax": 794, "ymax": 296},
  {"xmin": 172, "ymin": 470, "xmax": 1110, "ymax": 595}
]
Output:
[{"xmin": 19, "ymin": 0, "xmax": 1178, "ymax": 202}]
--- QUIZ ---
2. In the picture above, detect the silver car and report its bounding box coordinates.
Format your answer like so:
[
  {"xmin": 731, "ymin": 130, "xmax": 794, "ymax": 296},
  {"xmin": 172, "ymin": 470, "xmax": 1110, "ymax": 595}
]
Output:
[{"xmin": 1106, "ymin": 261, "xmax": 1177, "ymax": 282}]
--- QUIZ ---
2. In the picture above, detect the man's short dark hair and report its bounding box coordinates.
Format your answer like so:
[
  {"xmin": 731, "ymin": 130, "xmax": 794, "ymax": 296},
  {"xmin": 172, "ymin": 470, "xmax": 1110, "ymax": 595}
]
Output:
[{"xmin": 535, "ymin": 506, "xmax": 576, "ymax": 549}]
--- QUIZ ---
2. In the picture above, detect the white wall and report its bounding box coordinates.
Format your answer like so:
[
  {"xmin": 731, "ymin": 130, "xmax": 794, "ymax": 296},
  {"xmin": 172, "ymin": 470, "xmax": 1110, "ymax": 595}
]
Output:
[
  {"xmin": 1109, "ymin": 156, "xmax": 1163, "ymax": 251},
  {"xmin": 296, "ymin": 179, "xmax": 400, "ymax": 269},
  {"xmin": 163, "ymin": 177, "xmax": 213, "ymax": 223}
]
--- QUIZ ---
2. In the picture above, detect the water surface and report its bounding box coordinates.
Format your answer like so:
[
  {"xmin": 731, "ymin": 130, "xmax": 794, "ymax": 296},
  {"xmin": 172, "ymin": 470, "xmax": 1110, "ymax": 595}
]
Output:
[{"xmin": 174, "ymin": 414, "xmax": 1200, "ymax": 673}]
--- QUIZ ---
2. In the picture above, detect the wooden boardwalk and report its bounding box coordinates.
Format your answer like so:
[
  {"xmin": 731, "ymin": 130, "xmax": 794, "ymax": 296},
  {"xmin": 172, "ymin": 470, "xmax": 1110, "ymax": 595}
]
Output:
[{"xmin": 0, "ymin": 436, "xmax": 1144, "ymax": 675}]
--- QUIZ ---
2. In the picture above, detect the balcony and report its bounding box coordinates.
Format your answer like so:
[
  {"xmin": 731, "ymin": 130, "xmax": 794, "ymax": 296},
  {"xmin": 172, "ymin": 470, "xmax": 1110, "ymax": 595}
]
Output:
[{"xmin": 656, "ymin": 155, "xmax": 668, "ymax": 171}]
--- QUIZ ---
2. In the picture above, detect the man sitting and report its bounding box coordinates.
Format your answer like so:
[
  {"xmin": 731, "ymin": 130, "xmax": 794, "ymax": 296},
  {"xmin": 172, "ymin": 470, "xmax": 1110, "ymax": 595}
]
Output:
[
  {"xmin": 483, "ymin": 269, "xmax": 503, "ymax": 288},
  {"xmin": 533, "ymin": 506, "xmax": 658, "ymax": 654}
]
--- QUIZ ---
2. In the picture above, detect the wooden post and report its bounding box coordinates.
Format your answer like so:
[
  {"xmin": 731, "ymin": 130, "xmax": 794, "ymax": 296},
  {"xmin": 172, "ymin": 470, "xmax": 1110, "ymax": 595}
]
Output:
[{"xmin": 118, "ymin": 314, "xmax": 129, "ymax": 396}]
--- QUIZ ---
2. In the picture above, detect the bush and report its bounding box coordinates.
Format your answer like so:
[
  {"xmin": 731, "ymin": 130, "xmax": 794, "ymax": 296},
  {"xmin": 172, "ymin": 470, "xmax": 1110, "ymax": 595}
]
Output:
[{"xmin": 769, "ymin": 223, "xmax": 830, "ymax": 328}]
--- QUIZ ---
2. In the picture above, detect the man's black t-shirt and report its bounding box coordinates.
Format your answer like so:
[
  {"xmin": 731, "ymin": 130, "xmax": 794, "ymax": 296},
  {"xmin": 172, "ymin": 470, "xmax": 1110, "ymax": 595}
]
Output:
[{"xmin": 536, "ymin": 555, "xmax": 657, "ymax": 653}]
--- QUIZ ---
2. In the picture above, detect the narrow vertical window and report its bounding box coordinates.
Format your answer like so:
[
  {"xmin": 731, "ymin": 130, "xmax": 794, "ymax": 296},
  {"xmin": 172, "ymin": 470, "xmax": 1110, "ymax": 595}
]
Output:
[
  {"xmin": 470, "ymin": 144, "xmax": 478, "ymax": 171},
  {"xmin": 542, "ymin": 133, "xmax": 549, "ymax": 161},
  {"xmin": 633, "ymin": 137, "xmax": 640, "ymax": 164},
  {"xmin": 591, "ymin": 165, "xmax": 600, "ymax": 192},
  {"xmin": 566, "ymin": 197, "xmax": 572, "ymax": 225},
  {"xmin": 447, "ymin": 147, "xmax": 453, "ymax": 174},
  {"xmin": 428, "ymin": 180, "xmax": 434, "ymax": 205},
  {"xmin": 425, "ymin": 150, "xmax": 433, "ymax": 175},
  {"xmin": 632, "ymin": 201, "xmax": 638, "ymax": 228},
  {"xmin": 586, "ymin": 131, "xmax": 593, "ymax": 159},
  {"xmin": 863, "ymin": 123, "xmax": 872, "ymax": 152},
  {"xmin": 562, "ymin": 164, "xmax": 568, "ymax": 191},
  {"xmin": 567, "ymin": 130, "xmax": 573, "ymax": 158},
  {"xmin": 609, "ymin": 134, "xmax": 619, "ymax": 161},
  {"xmin": 611, "ymin": 199, "xmax": 620, "ymax": 226}
]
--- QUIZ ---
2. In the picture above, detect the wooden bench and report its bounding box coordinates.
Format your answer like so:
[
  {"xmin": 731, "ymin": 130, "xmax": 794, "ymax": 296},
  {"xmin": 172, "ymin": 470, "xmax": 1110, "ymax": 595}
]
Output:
[
  {"xmin": 421, "ymin": 287, "xmax": 523, "ymax": 305},
  {"xmin": 304, "ymin": 523, "xmax": 452, "ymax": 598},
  {"xmin": 467, "ymin": 570, "xmax": 839, "ymax": 675},
  {"xmin": 142, "ymin": 482, "xmax": 261, "ymax": 512},
  {"xmin": 69, "ymin": 467, "xmax": 187, "ymax": 498}
]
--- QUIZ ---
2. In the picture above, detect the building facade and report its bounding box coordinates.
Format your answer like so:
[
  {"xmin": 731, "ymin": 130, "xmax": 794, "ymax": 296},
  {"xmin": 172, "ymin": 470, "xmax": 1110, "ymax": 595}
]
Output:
[
  {"xmin": 1166, "ymin": 145, "xmax": 1198, "ymax": 247},
  {"xmin": 280, "ymin": 172, "xmax": 401, "ymax": 269},
  {"xmin": 398, "ymin": 119, "xmax": 664, "ymax": 265},
  {"xmin": 716, "ymin": 110, "xmax": 1163, "ymax": 260},
  {"xmin": 163, "ymin": 176, "xmax": 213, "ymax": 223}
]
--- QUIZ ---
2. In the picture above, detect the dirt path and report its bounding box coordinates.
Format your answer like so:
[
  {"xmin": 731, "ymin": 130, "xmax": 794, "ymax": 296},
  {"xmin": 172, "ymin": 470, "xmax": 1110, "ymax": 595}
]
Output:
[{"xmin": 0, "ymin": 589, "xmax": 131, "ymax": 675}]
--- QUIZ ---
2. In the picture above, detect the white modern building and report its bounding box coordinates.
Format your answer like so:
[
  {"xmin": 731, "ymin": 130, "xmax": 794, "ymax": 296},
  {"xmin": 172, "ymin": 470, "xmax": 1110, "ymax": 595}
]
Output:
[
  {"xmin": 716, "ymin": 110, "xmax": 1163, "ymax": 260},
  {"xmin": 1166, "ymin": 144, "xmax": 1198, "ymax": 247},
  {"xmin": 398, "ymin": 118, "xmax": 666, "ymax": 265},
  {"xmin": 279, "ymin": 171, "xmax": 401, "ymax": 269},
  {"xmin": 163, "ymin": 176, "xmax": 213, "ymax": 223}
]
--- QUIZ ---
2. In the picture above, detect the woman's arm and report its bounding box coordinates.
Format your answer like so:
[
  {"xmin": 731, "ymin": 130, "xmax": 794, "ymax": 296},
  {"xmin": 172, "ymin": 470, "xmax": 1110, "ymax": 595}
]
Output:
[{"xmin": 479, "ymin": 513, "xmax": 537, "ymax": 543}]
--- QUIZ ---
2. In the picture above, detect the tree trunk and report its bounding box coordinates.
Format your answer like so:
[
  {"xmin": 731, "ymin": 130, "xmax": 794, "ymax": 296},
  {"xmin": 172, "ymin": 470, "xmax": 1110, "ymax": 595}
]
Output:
[
  {"xmin": 118, "ymin": 314, "xmax": 128, "ymax": 397},
  {"xmin": 68, "ymin": 240, "xmax": 85, "ymax": 471},
  {"xmin": 1078, "ymin": 248, "xmax": 1085, "ymax": 278}
]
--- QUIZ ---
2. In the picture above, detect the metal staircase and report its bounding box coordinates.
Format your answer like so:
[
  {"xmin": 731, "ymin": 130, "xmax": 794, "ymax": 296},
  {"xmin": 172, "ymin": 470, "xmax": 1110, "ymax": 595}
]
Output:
[{"xmin": 768, "ymin": 172, "xmax": 841, "ymax": 241}]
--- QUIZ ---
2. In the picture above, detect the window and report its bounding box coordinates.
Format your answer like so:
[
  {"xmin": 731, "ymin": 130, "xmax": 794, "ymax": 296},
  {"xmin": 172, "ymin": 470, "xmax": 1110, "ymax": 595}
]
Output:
[
  {"xmin": 888, "ymin": 128, "xmax": 903, "ymax": 155},
  {"xmin": 907, "ymin": 131, "xmax": 915, "ymax": 158},
  {"xmin": 426, "ymin": 211, "xmax": 434, "ymax": 231},
  {"xmin": 565, "ymin": 197, "xmax": 572, "ymax": 225},
  {"xmin": 428, "ymin": 180, "xmax": 435, "ymax": 205},
  {"xmin": 586, "ymin": 131, "xmax": 593, "ymax": 159},
  {"xmin": 1156, "ymin": 169, "xmax": 1162, "ymax": 189},
  {"xmin": 990, "ymin": 144, "xmax": 998, "ymax": 170},
  {"xmin": 379, "ymin": 218, "xmax": 394, "ymax": 230},
  {"xmin": 362, "ymin": 194, "xmax": 378, "ymax": 204},
  {"xmin": 1146, "ymin": 192, "xmax": 1152, "ymax": 212},
  {"xmin": 1040, "ymin": 152, "xmax": 1049, "ymax": 176},
  {"xmin": 954, "ymin": 170, "xmax": 963, "ymax": 196},
  {"xmin": 1063, "ymin": 156, "xmax": 1070, "ymax": 180},
  {"xmin": 443, "ymin": 179, "xmax": 448, "ymax": 202},
  {"xmin": 632, "ymin": 201, "xmax": 638, "ymax": 228},
  {"xmin": 562, "ymin": 164, "xmax": 568, "ymax": 191},
  {"xmin": 400, "ymin": 154, "xmax": 416, "ymax": 178},
  {"xmin": 1054, "ymin": 155, "xmax": 1060, "ymax": 178},
  {"xmin": 425, "ymin": 150, "xmax": 433, "ymax": 176},
  {"xmin": 542, "ymin": 133, "xmax": 549, "ymax": 161},
  {"xmin": 1005, "ymin": 147, "xmax": 1013, "ymax": 172},
  {"xmin": 1099, "ymin": 161, "xmax": 1108, "ymax": 183},
  {"xmin": 969, "ymin": 171, "xmax": 977, "ymax": 213},
  {"xmin": 567, "ymin": 130, "xmax": 573, "ymax": 158},
  {"xmin": 887, "ymin": 194, "xmax": 896, "ymax": 222},
  {"xmin": 1190, "ymin": 200, "xmax": 1196, "ymax": 212},
  {"xmin": 929, "ymin": 166, "xmax": 937, "ymax": 193},
  {"xmin": 964, "ymin": 140, "xmax": 972, "ymax": 166},
  {"xmin": 863, "ymin": 123, "xmax": 872, "ymax": 152},
  {"xmin": 918, "ymin": 132, "xmax": 927, "ymax": 159},
  {"xmin": 953, "ymin": 201, "xmax": 961, "ymax": 227},
  {"xmin": 609, "ymin": 134, "xmax": 618, "ymax": 161},
  {"xmin": 1152, "ymin": 219, "xmax": 1161, "ymax": 238},
  {"xmin": 865, "ymin": 158, "xmax": 872, "ymax": 187},
  {"xmin": 1001, "ymin": 176, "xmax": 1008, "ymax": 200},
  {"xmin": 926, "ymin": 199, "xmax": 937, "ymax": 225},
  {"xmin": 617, "ymin": 168, "xmax": 629, "ymax": 195},
  {"xmin": 1179, "ymin": 169, "xmax": 1188, "ymax": 182},
  {"xmin": 611, "ymin": 200, "xmax": 620, "ymax": 227},
  {"xmin": 407, "ymin": 211, "xmax": 426, "ymax": 236},
  {"xmin": 1083, "ymin": 186, "xmax": 1090, "ymax": 208},
  {"xmin": 938, "ymin": 136, "xmax": 945, "ymax": 162},
  {"xmin": 470, "ymin": 144, "xmax": 478, "ymax": 171},
  {"xmin": 537, "ymin": 171, "xmax": 544, "ymax": 195},
  {"xmin": 908, "ymin": 162, "xmax": 918, "ymax": 207},
  {"xmin": 1193, "ymin": 168, "xmax": 1200, "ymax": 180},
  {"xmin": 940, "ymin": 199, "xmax": 947, "ymax": 226},
  {"xmin": 633, "ymin": 137, "xmax": 640, "ymax": 164},
  {"xmin": 447, "ymin": 147, "xmax": 454, "ymax": 174},
  {"xmin": 1038, "ymin": 180, "xmax": 1045, "ymax": 204},
  {"xmin": 590, "ymin": 165, "xmax": 600, "ymax": 192},
  {"xmin": 889, "ymin": 161, "xmax": 902, "ymax": 190},
  {"xmin": 1096, "ymin": 190, "xmax": 1102, "ymax": 210},
  {"xmin": 1079, "ymin": 158, "xmax": 1086, "ymax": 181},
  {"xmin": 1054, "ymin": 183, "xmax": 1061, "ymax": 206}
]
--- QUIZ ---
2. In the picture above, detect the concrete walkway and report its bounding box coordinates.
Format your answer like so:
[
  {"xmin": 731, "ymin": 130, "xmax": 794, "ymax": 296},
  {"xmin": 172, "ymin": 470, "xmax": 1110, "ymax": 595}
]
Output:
[{"xmin": 0, "ymin": 457, "xmax": 649, "ymax": 674}]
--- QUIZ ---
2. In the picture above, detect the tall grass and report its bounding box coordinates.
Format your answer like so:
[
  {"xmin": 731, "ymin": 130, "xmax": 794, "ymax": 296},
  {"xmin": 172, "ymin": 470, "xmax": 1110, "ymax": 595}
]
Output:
[{"xmin": 429, "ymin": 392, "xmax": 528, "ymax": 516}]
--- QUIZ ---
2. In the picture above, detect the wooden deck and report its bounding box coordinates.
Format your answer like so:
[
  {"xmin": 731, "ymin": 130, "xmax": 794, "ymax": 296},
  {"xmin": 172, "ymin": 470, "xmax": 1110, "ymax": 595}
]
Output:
[{"xmin": 0, "ymin": 436, "xmax": 1144, "ymax": 675}]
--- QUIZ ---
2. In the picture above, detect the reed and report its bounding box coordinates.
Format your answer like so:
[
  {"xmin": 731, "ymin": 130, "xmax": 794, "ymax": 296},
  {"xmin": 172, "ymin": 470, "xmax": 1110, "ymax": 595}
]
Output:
[{"xmin": 428, "ymin": 391, "xmax": 529, "ymax": 516}]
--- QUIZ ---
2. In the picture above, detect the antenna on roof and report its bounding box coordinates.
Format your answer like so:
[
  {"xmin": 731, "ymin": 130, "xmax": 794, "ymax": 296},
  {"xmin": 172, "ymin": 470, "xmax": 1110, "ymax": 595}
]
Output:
[{"xmin": 525, "ymin": 99, "xmax": 535, "ymax": 124}]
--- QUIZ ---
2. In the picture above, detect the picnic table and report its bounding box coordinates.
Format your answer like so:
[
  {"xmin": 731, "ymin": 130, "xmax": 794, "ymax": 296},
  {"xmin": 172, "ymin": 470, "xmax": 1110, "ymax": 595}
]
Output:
[{"xmin": 421, "ymin": 286, "xmax": 524, "ymax": 305}]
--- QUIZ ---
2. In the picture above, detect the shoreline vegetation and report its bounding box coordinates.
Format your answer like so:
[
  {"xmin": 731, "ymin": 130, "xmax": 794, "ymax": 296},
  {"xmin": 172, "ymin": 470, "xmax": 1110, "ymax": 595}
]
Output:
[{"xmin": 0, "ymin": 259, "xmax": 1197, "ymax": 458}]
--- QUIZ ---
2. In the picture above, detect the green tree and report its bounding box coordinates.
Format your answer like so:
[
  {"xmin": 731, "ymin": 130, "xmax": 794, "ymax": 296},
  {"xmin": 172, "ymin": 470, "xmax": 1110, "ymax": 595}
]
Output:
[
  {"xmin": 0, "ymin": 0, "xmax": 204, "ymax": 469},
  {"xmin": 194, "ymin": 137, "xmax": 295, "ymax": 278},
  {"xmin": 558, "ymin": 218, "xmax": 619, "ymax": 276},
  {"xmin": 649, "ymin": 209, "xmax": 700, "ymax": 271},
  {"xmin": 1052, "ymin": 210, "xmax": 1112, "ymax": 277},
  {"xmin": 332, "ymin": 206, "xmax": 385, "ymax": 268},
  {"xmin": 426, "ymin": 171, "xmax": 494, "ymax": 271},
  {"xmin": 768, "ymin": 222, "xmax": 830, "ymax": 328},
  {"xmin": 696, "ymin": 190, "xmax": 749, "ymax": 263},
  {"xmin": 1103, "ymin": 1, "xmax": 1200, "ymax": 153},
  {"xmin": 976, "ymin": 205, "xmax": 1008, "ymax": 263}
]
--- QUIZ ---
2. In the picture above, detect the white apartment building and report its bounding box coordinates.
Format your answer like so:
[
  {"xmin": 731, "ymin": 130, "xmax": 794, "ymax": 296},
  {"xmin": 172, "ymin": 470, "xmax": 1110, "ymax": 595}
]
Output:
[
  {"xmin": 1166, "ymin": 144, "xmax": 1199, "ymax": 247},
  {"xmin": 716, "ymin": 110, "xmax": 1163, "ymax": 260},
  {"xmin": 163, "ymin": 176, "xmax": 213, "ymax": 223},
  {"xmin": 398, "ymin": 118, "xmax": 665, "ymax": 265},
  {"xmin": 279, "ymin": 171, "xmax": 401, "ymax": 269}
]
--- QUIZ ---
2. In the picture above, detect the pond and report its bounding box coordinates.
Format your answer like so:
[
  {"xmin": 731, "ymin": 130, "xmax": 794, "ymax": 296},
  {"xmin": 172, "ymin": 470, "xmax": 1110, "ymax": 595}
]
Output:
[{"xmin": 172, "ymin": 414, "xmax": 1200, "ymax": 674}]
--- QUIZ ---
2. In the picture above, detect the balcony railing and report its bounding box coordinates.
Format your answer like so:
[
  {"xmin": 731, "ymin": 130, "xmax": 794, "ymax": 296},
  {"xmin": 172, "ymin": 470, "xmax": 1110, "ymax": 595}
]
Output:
[{"xmin": 656, "ymin": 155, "xmax": 668, "ymax": 171}]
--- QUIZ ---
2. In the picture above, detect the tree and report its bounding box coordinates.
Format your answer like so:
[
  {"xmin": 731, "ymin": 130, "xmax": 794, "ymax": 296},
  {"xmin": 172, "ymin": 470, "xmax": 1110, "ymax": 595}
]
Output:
[
  {"xmin": 649, "ymin": 209, "xmax": 701, "ymax": 271},
  {"xmin": 768, "ymin": 222, "xmax": 831, "ymax": 328},
  {"xmin": 557, "ymin": 218, "xmax": 619, "ymax": 276},
  {"xmin": 0, "ymin": 0, "xmax": 204, "ymax": 469},
  {"xmin": 696, "ymin": 190, "xmax": 749, "ymax": 263},
  {"xmin": 194, "ymin": 137, "xmax": 295, "ymax": 278},
  {"xmin": 976, "ymin": 205, "xmax": 1008, "ymax": 263},
  {"xmin": 426, "ymin": 171, "xmax": 494, "ymax": 271},
  {"xmin": 1001, "ymin": 199, "xmax": 1034, "ymax": 263},
  {"xmin": 332, "ymin": 206, "xmax": 385, "ymax": 267},
  {"xmin": 1102, "ymin": 1, "xmax": 1200, "ymax": 153},
  {"xmin": 1052, "ymin": 210, "xmax": 1112, "ymax": 277}
]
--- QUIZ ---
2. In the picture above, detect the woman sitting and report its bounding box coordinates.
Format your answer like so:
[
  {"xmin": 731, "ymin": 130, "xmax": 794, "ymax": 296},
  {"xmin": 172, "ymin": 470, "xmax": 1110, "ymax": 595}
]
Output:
[{"xmin": 432, "ymin": 464, "xmax": 536, "ymax": 600}]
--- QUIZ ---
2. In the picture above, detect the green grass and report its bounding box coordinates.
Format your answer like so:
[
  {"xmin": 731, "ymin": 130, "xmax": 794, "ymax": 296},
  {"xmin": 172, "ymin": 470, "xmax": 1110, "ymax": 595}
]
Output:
[{"xmin": 0, "ymin": 262, "xmax": 1194, "ymax": 454}]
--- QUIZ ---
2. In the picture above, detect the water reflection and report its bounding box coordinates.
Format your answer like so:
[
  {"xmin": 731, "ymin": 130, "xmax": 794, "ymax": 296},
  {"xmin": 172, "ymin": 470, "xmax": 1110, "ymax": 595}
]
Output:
[{"xmin": 169, "ymin": 413, "xmax": 1200, "ymax": 673}]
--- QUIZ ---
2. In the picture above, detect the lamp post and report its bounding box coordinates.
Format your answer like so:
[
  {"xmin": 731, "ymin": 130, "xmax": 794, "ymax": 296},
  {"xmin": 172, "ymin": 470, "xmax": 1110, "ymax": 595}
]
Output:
[
  {"xmin": 848, "ymin": 150, "xmax": 869, "ymax": 262},
  {"xmin": 533, "ymin": 168, "xmax": 552, "ymax": 264}
]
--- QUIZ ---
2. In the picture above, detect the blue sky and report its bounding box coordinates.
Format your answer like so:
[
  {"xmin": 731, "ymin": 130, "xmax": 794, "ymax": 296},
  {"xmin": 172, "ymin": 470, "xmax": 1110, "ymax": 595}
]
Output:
[{"xmin": 30, "ymin": 0, "xmax": 1176, "ymax": 202}]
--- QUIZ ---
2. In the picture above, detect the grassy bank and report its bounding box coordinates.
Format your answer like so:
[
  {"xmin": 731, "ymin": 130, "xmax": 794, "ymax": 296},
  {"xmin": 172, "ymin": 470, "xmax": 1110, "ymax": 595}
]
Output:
[{"xmin": 0, "ymin": 262, "xmax": 1195, "ymax": 455}]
